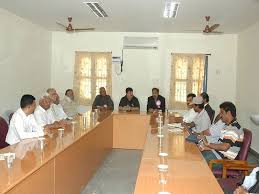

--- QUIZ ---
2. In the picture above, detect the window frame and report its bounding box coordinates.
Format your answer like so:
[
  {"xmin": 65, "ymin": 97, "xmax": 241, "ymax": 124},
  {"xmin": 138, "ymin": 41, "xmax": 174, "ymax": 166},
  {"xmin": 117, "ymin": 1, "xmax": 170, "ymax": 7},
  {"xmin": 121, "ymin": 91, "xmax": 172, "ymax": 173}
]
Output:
[
  {"xmin": 170, "ymin": 53, "xmax": 205, "ymax": 110},
  {"xmin": 73, "ymin": 52, "xmax": 112, "ymax": 106}
]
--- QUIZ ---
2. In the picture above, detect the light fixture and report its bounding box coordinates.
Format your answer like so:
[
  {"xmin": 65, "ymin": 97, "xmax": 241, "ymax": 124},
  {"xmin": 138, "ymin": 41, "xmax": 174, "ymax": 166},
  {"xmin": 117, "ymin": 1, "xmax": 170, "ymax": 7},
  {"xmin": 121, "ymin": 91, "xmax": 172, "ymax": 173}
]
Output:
[
  {"xmin": 163, "ymin": 1, "xmax": 180, "ymax": 18},
  {"xmin": 83, "ymin": 1, "xmax": 108, "ymax": 17}
]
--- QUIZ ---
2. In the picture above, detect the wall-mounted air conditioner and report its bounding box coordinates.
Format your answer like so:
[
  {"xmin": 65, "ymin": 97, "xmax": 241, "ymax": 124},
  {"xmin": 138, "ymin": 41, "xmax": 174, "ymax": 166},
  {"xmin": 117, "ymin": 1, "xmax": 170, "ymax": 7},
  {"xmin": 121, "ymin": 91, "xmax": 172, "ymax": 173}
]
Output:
[{"xmin": 123, "ymin": 37, "xmax": 159, "ymax": 50}]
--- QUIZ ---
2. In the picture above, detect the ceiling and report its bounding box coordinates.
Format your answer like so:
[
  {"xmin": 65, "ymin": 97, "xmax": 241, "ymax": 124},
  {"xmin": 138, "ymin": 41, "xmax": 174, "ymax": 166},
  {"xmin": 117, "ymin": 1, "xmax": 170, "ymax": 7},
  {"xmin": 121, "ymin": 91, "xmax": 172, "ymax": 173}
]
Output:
[{"xmin": 1, "ymin": 0, "xmax": 259, "ymax": 33}]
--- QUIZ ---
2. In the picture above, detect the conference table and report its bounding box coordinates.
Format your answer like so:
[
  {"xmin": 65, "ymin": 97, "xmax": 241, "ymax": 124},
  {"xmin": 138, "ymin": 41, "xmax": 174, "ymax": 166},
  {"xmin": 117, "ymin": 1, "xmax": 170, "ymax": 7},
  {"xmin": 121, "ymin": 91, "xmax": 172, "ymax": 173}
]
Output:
[{"xmin": 0, "ymin": 111, "xmax": 223, "ymax": 194}]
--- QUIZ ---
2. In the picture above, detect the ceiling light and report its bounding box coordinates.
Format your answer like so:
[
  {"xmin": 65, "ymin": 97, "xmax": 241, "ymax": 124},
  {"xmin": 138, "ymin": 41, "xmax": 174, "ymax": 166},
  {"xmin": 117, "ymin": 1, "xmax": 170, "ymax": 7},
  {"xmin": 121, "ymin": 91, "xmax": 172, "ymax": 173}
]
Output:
[
  {"xmin": 163, "ymin": 1, "xmax": 180, "ymax": 18},
  {"xmin": 83, "ymin": 1, "xmax": 108, "ymax": 17}
]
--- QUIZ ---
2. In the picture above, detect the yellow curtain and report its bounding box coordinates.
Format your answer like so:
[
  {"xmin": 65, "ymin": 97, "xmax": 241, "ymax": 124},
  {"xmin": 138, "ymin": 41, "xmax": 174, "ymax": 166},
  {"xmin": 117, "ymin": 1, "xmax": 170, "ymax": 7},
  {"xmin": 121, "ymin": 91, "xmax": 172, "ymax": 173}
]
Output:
[
  {"xmin": 169, "ymin": 53, "xmax": 205, "ymax": 110},
  {"xmin": 73, "ymin": 52, "xmax": 112, "ymax": 106}
]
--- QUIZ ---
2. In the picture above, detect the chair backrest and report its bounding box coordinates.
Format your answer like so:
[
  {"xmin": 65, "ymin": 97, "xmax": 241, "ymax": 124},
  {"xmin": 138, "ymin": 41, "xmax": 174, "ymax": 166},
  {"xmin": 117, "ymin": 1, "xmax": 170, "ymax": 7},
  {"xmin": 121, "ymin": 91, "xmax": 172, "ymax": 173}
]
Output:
[
  {"xmin": 211, "ymin": 109, "xmax": 215, "ymax": 124},
  {"xmin": 235, "ymin": 128, "xmax": 252, "ymax": 160},
  {"xmin": 9, "ymin": 112, "xmax": 14, "ymax": 124},
  {"xmin": 213, "ymin": 113, "xmax": 221, "ymax": 124},
  {"xmin": 0, "ymin": 116, "xmax": 9, "ymax": 149}
]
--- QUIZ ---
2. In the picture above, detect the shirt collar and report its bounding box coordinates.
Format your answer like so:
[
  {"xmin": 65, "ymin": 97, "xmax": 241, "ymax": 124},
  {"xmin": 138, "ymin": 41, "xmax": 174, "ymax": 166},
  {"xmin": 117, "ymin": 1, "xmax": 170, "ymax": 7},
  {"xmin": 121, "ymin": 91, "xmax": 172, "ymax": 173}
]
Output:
[
  {"xmin": 153, "ymin": 95, "xmax": 159, "ymax": 100},
  {"xmin": 65, "ymin": 96, "xmax": 72, "ymax": 102},
  {"xmin": 190, "ymin": 108, "xmax": 196, "ymax": 113},
  {"xmin": 197, "ymin": 109, "xmax": 205, "ymax": 116},
  {"xmin": 18, "ymin": 108, "xmax": 29, "ymax": 118},
  {"xmin": 38, "ymin": 105, "xmax": 46, "ymax": 113},
  {"xmin": 228, "ymin": 118, "xmax": 237, "ymax": 126},
  {"xmin": 227, "ymin": 119, "xmax": 241, "ymax": 129},
  {"xmin": 52, "ymin": 103, "xmax": 60, "ymax": 107},
  {"xmin": 125, "ymin": 95, "xmax": 133, "ymax": 101}
]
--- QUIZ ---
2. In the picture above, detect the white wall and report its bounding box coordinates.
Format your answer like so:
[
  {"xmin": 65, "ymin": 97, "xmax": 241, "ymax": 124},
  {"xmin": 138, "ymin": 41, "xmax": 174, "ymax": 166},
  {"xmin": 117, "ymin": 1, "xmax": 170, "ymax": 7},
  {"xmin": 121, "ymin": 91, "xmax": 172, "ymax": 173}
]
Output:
[
  {"xmin": 52, "ymin": 32, "xmax": 237, "ymax": 113},
  {"xmin": 237, "ymin": 21, "xmax": 259, "ymax": 152},
  {"xmin": 161, "ymin": 34, "xmax": 238, "ymax": 111},
  {"xmin": 0, "ymin": 8, "xmax": 52, "ymax": 120}
]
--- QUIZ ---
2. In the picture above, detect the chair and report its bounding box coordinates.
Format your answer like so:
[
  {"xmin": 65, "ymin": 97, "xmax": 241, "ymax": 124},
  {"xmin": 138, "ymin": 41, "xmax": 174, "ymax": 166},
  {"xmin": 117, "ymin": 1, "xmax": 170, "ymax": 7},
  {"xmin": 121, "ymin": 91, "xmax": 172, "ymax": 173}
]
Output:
[
  {"xmin": 217, "ymin": 163, "xmax": 257, "ymax": 193},
  {"xmin": 213, "ymin": 113, "xmax": 221, "ymax": 124},
  {"xmin": 211, "ymin": 109, "xmax": 215, "ymax": 124},
  {"xmin": 0, "ymin": 116, "xmax": 9, "ymax": 149},
  {"xmin": 209, "ymin": 128, "xmax": 253, "ymax": 178},
  {"xmin": 9, "ymin": 112, "xmax": 14, "ymax": 124}
]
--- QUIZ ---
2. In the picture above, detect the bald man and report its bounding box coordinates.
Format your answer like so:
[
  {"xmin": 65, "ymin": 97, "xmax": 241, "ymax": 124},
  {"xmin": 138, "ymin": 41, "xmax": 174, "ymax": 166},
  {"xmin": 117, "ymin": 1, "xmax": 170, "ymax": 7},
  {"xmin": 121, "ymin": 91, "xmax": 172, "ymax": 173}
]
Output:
[
  {"xmin": 92, "ymin": 87, "xmax": 114, "ymax": 110},
  {"xmin": 46, "ymin": 88, "xmax": 68, "ymax": 120},
  {"xmin": 34, "ymin": 95, "xmax": 66, "ymax": 130}
]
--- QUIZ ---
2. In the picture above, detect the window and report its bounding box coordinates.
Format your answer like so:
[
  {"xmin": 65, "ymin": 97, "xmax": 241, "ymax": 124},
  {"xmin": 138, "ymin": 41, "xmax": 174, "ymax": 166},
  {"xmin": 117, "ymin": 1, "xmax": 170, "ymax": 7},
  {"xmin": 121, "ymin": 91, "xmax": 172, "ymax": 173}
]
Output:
[
  {"xmin": 73, "ymin": 52, "xmax": 112, "ymax": 105},
  {"xmin": 169, "ymin": 53, "xmax": 206, "ymax": 109}
]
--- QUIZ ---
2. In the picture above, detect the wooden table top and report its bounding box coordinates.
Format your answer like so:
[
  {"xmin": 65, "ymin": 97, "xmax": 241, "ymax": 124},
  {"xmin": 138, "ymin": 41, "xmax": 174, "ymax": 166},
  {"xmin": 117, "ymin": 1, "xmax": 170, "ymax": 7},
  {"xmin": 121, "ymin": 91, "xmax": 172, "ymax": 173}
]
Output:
[
  {"xmin": 134, "ymin": 114, "xmax": 223, "ymax": 194},
  {"xmin": 0, "ymin": 111, "xmax": 222, "ymax": 194},
  {"xmin": 0, "ymin": 110, "xmax": 113, "ymax": 193}
]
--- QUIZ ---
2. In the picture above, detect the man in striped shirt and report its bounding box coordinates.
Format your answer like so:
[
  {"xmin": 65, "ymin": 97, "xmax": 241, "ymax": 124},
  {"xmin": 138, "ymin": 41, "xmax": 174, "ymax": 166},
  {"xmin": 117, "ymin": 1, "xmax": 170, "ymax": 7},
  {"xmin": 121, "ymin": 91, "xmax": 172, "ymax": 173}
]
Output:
[{"xmin": 199, "ymin": 102, "xmax": 244, "ymax": 164}]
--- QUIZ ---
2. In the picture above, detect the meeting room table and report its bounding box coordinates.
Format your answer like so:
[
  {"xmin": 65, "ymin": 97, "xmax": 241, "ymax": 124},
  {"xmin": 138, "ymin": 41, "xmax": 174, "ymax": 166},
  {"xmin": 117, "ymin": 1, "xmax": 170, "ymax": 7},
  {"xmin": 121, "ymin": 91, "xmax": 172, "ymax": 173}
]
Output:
[{"xmin": 0, "ymin": 110, "xmax": 223, "ymax": 194}]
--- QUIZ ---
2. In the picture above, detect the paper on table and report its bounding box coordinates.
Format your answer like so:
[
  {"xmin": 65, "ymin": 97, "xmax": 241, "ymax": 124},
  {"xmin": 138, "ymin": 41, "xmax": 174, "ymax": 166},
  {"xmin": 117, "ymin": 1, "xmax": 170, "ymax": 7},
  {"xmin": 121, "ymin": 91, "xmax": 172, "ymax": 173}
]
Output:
[
  {"xmin": 168, "ymin": 128, "xmax": 183, "ymax": 133},
  {"xmin": 167, "ymin": 123, "xmax": 183, "ymax": 128},
  {"xmin": 0, "ymin": 154, "xmax": 5, "ymax": 160}
]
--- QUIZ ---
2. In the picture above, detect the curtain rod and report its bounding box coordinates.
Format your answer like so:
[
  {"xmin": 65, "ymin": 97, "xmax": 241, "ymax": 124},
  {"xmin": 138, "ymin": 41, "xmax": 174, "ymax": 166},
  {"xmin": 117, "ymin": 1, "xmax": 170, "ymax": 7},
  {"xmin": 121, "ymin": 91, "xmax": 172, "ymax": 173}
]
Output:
[{"xmin": 171, "ymin": 53, "xmax": 211, "ymax": 56}]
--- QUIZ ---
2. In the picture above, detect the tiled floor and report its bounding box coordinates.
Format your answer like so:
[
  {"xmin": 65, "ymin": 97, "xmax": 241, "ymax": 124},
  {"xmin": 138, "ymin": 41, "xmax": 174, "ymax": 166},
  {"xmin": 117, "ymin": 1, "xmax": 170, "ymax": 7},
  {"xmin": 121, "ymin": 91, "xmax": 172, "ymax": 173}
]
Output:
[
  {"xmin": 247, "ymin": 152, "xmax": 259, "ymax": 164},
  {"xmin": 81, "ymin": 149, "xmax": 142, "ymax": 194}
]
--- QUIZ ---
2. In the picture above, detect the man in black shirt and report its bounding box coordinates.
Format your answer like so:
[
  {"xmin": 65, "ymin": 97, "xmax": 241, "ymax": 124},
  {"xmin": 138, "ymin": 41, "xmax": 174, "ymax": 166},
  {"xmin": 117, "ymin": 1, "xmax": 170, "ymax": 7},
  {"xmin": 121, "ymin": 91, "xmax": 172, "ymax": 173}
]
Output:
[
  {"xmin": 147, "ymin": 88, "xmax": 166, "ymax": 113},
  {"xmin": 119, "ymin": 87, "xmax": 140, "ymax": 111}
]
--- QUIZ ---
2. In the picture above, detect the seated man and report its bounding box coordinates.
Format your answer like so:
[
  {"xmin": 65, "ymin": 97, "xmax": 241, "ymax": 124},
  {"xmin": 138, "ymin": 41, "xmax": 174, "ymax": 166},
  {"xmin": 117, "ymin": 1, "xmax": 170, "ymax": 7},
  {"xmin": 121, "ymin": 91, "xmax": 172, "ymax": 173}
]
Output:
[
  {"xmin": 147, "ymin": 88, "xmax": 166, "ymax": 113},
  {"xmin": 182, "ymin": 93, "xmax": 198, "ymax": 123},
  {"xmin": 61, "ymin": 89, "xmax": 78, "ymax": 117},
  {"xmin": 200, "ymin": 92, "xmax": 215, "ymax": 123},
  {"xmin": 47, "ymin": 88, "xmax": 68, "ymax": 121},
  {"xmin": 188, "ymin": 96, "xmax": 211, "ymax": 133},
  {"xmin": 199, "ymin": 102, "xmax": 244, "ymax": 163},
  {"xmin": 34, "ymin": 95, "xmax": 66, "ymax": 129},
  {"xmin": 92, "ymin": 87, "xmax": 114, "ymax": 110},
  {"xmin": 119, "ymin": 87, "xmax": 140, "ymax": 111},
  {"xmin": 5, "ymin": 95, "xmax": 45, "ymax": 145},
  {"xmin": 233, "ymin": 167, "xmax": 259, "ymax": 194}
]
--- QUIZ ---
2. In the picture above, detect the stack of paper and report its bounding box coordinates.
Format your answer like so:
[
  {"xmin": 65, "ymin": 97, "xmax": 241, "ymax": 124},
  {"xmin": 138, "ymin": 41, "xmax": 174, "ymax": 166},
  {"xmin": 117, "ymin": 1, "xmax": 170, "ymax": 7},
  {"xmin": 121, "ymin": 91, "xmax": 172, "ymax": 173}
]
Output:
[
  {"xmin": 167, "ymin": 123, "xmax": 183, "ymax": 129},
  {"xmin": 168, "ymin": 128, "xmax": 183, "ymax": 133}
]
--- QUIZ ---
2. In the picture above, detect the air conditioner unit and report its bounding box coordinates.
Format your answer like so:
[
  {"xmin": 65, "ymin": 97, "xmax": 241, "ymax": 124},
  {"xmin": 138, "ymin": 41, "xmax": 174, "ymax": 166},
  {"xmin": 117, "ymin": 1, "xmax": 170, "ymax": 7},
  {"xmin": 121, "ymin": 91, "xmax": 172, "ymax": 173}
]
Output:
[{"xmin": 123, "ymin": 37, "xmax": 159, "ymax": 49}]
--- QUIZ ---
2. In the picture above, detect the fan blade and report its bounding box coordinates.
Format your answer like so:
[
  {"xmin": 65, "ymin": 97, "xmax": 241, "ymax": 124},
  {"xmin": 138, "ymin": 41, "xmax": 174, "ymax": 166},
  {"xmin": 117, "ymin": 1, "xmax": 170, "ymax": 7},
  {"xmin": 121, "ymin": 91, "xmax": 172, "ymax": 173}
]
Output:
[
  {"xmin": 209, "ymin": 24, "xmax": 220, "ymax": 32},
  {"xmin": 56, "ymin": 21, "xmax": 67, "ymax": 29},
  {"xmin": 74, "ymin": 28, "xmax": 95, "ymax": 31},
  {"xmin": 184, "ymin": 30, "xmax": 202, "ymax": 32}
]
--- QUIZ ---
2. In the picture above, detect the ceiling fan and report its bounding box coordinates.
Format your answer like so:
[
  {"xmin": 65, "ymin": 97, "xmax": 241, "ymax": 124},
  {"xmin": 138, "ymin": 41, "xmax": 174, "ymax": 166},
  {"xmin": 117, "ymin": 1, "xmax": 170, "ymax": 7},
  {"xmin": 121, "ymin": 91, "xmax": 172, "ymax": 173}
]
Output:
[
  {"xmin": 56, "ymin": 17, "xmax": 95, "ymax": 32},
  {"xmin": 185, "ymin": 16, "xmax": 223, "ymax": 34}
]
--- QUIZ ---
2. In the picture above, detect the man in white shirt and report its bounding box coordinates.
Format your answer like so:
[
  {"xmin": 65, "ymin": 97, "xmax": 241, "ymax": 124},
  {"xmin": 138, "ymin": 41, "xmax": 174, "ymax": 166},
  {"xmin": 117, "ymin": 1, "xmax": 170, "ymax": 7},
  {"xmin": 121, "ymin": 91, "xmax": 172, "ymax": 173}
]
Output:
[
  {"xmin": 234, "ymin": 167, "xmax": 259, "ymax": 194},
  {"xmin": 34, "ymin": 95, "xmax": 66, "ymax": 129},
  {"xmin": 47, "ymin": 88, "xmax": 68, "ymax": 121},
  {"xmin": 61, "ymin": 89, "xmax": 78, "ymax": 117},
  {"xmin": 189, "ymin": 96, "xmax": 211, "ymax": 133},
  {"xmin": 183, "ymin": 93, "xmax": 198, "ymax": 123},
  {"xmin": 6, "ymin": 95, "xmax": 45, "ymax": 145}
]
